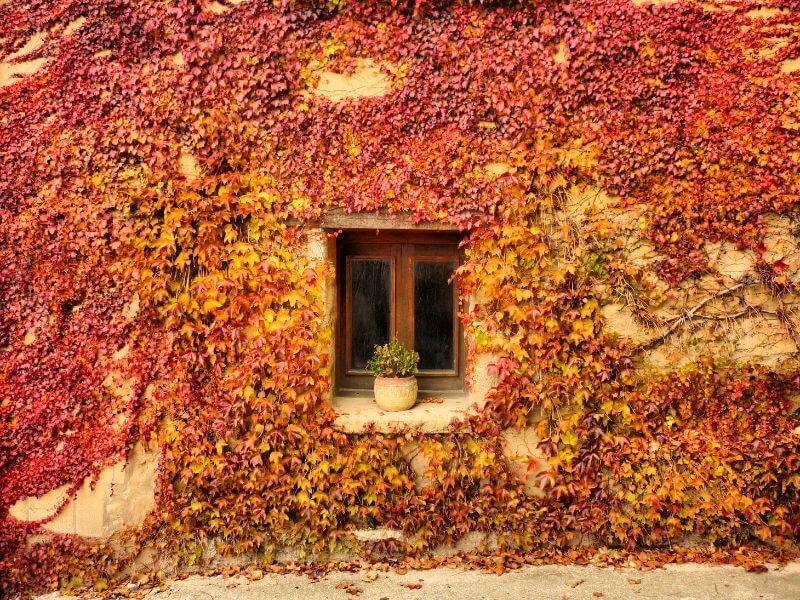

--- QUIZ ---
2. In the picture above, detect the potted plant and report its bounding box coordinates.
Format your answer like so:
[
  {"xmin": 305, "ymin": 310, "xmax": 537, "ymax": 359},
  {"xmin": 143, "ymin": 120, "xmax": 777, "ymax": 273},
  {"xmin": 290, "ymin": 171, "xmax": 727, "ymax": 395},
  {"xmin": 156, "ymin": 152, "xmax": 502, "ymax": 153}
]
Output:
[{"xmin": 367, "ymin": 340, "xmax": 420, "ymax": 412}]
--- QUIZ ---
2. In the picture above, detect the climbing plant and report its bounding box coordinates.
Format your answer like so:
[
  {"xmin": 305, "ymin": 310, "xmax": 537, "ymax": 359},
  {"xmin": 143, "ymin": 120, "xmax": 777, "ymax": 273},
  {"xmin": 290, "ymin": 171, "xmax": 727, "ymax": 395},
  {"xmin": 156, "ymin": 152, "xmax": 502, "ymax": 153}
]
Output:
[{"xmin": 1, "ymin": 0, "xmax": 799, "ymax": 595}]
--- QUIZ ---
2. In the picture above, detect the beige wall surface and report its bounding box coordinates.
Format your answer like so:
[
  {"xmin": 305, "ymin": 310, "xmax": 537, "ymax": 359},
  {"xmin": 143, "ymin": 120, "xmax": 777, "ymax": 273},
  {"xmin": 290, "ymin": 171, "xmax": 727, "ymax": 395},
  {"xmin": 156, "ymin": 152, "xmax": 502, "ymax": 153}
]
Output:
[
  {"xmin": 9, "ymin": 442, "xmax": 157, "ymax": 537},
  {"xmin": 10, "ymin": 201, "xmax": 798, "ymax": 540}
]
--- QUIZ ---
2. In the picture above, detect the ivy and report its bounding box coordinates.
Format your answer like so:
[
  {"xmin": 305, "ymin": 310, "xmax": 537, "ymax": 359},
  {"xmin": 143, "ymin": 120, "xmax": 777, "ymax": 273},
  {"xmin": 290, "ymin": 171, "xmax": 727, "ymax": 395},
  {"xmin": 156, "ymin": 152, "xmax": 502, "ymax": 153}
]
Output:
[{"xmin": 1, "ymin": 0, "xmax": 799, "ymax": 595}]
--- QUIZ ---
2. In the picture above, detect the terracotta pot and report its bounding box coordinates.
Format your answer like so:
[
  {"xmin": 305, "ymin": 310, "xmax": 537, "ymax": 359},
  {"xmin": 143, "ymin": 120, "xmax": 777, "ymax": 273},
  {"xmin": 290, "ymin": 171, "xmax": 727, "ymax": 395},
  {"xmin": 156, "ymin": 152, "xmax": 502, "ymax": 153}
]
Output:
[{"xmin": 373, "ymin": 376, "xmax": 418, "ymax": 412}]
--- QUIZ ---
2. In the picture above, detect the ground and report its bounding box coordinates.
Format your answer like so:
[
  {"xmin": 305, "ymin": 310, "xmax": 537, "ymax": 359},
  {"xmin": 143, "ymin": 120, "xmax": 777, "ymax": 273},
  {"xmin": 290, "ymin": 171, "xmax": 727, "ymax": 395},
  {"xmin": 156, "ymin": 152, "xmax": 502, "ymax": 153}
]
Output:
[{"xmin": 43, "ymin": 563, "xmax": 800, "ymax": 600}]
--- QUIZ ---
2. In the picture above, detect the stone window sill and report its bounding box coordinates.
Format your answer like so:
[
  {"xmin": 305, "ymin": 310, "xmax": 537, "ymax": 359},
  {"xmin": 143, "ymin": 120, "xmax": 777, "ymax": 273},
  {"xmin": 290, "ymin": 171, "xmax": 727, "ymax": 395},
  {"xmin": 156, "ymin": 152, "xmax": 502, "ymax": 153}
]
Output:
[{"xmin": 331, "ymin": 392, "xmax": 484, "ymax": 433}]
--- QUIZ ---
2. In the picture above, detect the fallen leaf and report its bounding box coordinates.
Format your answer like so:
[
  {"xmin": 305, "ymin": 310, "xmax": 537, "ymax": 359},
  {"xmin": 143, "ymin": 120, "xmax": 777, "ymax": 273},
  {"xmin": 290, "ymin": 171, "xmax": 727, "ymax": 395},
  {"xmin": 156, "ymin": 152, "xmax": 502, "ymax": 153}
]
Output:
[
  {"xmin": 569, "ymin": 579, "xmax": 585, "ymax": 588},
  {"xmin": 745, "ymin": 563, "xmax": 768, "ymax": 573},
  {"xmin": 345, "ymin": 587, "xmax": 363, "ymax": 596},
  {"xmin": 418, "ymin": 396, "xmax": 444, "ymax": 404}
]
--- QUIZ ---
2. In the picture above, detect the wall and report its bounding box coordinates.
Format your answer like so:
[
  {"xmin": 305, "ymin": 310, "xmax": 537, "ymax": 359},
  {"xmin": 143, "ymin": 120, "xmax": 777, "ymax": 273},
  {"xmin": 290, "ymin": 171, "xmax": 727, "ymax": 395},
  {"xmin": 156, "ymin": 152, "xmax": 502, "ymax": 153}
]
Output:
[
  {"xmin": 9, "ymin": 442, "xmax": 157, "ymax": 537},
  {"xmin": 304, "ymin": 223, "xmax": 549, "ymax": 494},
  {"xmin": 564, "ymin": 184, "xmax": 800, "ymax": 370},
  {"xmin": 5, "ymin": 30, "xmax": 797, "ymax": 552},
  {"xmin": 8, "ymin": 219, "xmax": 550, "ymax": 540}
]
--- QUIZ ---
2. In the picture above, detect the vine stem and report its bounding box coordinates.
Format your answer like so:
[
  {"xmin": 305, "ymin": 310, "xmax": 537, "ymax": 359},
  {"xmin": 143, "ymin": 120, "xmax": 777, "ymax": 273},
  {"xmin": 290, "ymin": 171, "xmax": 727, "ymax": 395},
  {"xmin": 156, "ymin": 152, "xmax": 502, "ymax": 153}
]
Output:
[{"xmin": 643, "ymin": 276, "xmax": 757, "ymax": 349}]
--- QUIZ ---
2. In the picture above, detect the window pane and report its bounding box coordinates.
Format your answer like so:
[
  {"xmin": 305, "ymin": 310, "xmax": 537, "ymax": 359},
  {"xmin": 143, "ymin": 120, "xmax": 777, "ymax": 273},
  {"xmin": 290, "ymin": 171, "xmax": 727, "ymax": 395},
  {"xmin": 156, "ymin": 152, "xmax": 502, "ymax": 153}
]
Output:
[
  {"xmin": 350, "ymin": 259, "xmax": 391, "ymax": 370},
  {"xmin": 414, "ymin": 260, "xmax": 455, "ymax": 370}
]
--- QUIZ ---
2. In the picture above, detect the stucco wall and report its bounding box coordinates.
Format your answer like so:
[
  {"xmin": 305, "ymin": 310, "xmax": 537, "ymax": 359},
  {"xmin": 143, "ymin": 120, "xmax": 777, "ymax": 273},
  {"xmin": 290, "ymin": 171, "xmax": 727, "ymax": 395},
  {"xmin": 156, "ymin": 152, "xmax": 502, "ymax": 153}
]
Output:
[
  {"xmin": 303, "ymin": 224, "xmax": 549, "ymax": 494},
  {"xmin": 9, "ymin": 441, "xmax": 156, "ymax": 537},
  {"xmin": 8, "ymin": 223, "xmax": 548, "ymax": 540},
  {"xmin": 564, "ymin": 184, "xmax": 800, "ymax": 369},
  {"xmin": 10, "ymin": 196, "xmax": 797, "ymax": 541}
]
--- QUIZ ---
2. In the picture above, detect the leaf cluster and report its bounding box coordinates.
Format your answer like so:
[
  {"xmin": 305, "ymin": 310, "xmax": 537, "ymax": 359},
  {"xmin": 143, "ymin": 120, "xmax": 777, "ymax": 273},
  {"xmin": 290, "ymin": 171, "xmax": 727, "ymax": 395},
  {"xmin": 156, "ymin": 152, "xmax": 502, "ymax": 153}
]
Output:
[
  {"xmin": 2, "ymin": 0, "xmax": 800, "ymax": 595},
  {"xmin": 366, "ymin": 340, "xmax": 420, "ymax": 378}
]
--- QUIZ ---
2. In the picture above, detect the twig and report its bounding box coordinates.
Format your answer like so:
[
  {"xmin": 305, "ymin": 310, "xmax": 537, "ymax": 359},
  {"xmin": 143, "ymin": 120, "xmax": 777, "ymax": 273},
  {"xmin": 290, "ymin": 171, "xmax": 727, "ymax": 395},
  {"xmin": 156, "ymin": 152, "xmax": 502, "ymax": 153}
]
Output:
[
  {"xmin": 691, "ymin": 310, "xmax": 750, "ymax": 321},
  {"xmin": 643, "ymin": 276, "xmax": 756, "ymax": 349}
]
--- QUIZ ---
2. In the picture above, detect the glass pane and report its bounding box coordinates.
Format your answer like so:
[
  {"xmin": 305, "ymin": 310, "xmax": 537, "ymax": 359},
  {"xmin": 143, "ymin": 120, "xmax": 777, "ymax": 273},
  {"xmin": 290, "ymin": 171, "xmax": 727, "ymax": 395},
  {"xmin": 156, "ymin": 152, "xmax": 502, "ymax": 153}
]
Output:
[
  {"xmin": 414, "ymin": 260, "xmax": 455, "ymax": 370},
  {"xmin": 350, "ymin": 258, "xmax": 391, "ymax": 370}
]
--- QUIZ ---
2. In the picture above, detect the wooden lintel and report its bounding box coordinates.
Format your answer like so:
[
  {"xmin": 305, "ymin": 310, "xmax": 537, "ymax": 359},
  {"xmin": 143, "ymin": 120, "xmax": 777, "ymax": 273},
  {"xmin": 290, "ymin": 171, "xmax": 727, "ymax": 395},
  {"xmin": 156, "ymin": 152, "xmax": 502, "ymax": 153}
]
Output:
[{"xmin": 305, "ymin": 208, "xmax": 462, "ymax": 232}]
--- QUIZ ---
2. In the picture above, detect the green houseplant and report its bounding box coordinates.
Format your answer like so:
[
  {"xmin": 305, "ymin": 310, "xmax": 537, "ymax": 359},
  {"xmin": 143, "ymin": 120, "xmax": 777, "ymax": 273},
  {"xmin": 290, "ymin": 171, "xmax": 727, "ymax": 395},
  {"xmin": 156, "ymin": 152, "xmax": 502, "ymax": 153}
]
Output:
[{"xmin": 367, "ymin": 340, "xmax": 420, "ymax": 411}]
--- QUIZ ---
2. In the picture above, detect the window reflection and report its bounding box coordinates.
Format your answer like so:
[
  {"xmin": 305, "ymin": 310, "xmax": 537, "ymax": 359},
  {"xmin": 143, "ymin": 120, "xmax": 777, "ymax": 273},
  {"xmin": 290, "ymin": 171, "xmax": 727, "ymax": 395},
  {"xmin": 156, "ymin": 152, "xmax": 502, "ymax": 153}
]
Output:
[
  {"xmin": 414, "ymin": 260, "xmax": 454, "ymax": 371},
  {"xmin": 350, "ymin": 258, "xmax": 391, "ymax": 369}
]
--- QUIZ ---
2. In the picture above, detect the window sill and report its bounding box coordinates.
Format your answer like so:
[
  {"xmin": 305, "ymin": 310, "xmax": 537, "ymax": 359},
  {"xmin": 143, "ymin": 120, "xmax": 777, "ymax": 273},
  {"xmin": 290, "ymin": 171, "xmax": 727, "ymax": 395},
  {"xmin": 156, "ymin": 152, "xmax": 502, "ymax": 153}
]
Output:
[{"xmin": 331, "ymin": 392, "xmax": 483, "ymax": 433}]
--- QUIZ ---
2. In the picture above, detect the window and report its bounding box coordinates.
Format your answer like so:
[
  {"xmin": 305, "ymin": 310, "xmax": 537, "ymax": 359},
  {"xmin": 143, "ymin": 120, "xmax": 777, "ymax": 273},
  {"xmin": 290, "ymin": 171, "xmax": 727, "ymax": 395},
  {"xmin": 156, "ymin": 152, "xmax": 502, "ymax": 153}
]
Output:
[{"xmin": 336, "ymin": 231, "xmax": 465, "ymax": 394}]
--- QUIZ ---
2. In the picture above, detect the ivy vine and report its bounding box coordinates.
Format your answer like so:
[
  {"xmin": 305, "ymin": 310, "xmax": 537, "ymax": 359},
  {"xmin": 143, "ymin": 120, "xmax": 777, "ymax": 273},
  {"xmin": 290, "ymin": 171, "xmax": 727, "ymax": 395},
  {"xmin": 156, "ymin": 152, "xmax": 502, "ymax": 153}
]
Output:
[{"xmin": 1, "ymin": 0, "xmax": 799, "ymax": 596}]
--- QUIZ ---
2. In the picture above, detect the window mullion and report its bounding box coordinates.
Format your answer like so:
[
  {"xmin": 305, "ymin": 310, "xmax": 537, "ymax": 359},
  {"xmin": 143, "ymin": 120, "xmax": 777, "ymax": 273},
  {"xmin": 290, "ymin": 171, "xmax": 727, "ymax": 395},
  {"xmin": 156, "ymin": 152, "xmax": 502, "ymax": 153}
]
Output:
[{"xmin": 395, "ymin": 243, "xmax": 412, "ymax": 349}]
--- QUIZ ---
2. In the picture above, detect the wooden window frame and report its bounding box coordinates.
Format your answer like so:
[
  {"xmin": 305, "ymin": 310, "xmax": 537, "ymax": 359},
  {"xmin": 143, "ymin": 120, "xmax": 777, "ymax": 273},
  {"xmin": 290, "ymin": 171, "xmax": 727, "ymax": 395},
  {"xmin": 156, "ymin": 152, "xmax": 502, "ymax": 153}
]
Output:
[{"xmin": 336, "ymin": 231, "xmax": 466, "ymax": 394}]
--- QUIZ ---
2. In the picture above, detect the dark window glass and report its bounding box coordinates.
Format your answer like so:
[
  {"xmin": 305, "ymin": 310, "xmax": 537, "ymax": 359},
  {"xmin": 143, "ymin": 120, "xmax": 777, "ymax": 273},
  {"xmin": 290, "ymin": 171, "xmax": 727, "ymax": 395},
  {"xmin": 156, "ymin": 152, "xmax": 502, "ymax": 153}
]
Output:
[
  {"xmin": 350, "ymin": 258, "xmax": 391, "ymax": 370},
  {"xmin": 414, "ymin": 260, "xmax": 454, "ymax": 370}
]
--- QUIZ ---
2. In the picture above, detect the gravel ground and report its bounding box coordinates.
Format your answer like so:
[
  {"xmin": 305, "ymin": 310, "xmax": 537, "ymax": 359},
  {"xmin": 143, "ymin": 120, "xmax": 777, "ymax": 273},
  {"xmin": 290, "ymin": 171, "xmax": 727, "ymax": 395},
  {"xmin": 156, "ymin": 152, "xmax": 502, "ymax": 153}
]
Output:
[{"xmin": 42, "ymin": 562, "xmax": 800, "ymax": 600}]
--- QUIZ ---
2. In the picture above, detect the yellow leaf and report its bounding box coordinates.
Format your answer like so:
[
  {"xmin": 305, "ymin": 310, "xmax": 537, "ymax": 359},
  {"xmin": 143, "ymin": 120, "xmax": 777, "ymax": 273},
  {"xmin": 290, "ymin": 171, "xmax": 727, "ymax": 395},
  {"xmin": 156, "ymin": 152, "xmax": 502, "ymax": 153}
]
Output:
[
  {"xmin": 580, "ymin": 298, "xmax": 598, "ymax": 318},
  {"xmin": 571, "ymin": 318, "xmax": 594, "ymax": 338},
  {"xmin": 202, "ymin": 298, "xmax": 223, "ymax": 313}
]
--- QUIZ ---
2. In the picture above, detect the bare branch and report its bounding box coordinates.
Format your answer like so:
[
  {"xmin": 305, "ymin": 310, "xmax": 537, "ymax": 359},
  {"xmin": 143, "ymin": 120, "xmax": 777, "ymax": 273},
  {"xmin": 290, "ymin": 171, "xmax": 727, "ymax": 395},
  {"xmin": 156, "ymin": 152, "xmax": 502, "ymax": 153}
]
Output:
[
  {"xmin": 692, "ymin": 310, "xmax": 750, "ymax": 321},
  {"xmin": 642, "ymin": 276, "xmax": 756, "ymax": 349}
]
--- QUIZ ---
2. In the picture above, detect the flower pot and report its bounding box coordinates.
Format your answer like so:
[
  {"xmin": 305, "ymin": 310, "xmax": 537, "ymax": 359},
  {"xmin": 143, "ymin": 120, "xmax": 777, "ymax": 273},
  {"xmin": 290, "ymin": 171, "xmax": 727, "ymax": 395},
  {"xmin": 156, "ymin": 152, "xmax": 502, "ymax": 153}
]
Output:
[{"xmin": 373, "ymin": 376, "xmax": 418, "ymax": 412}]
